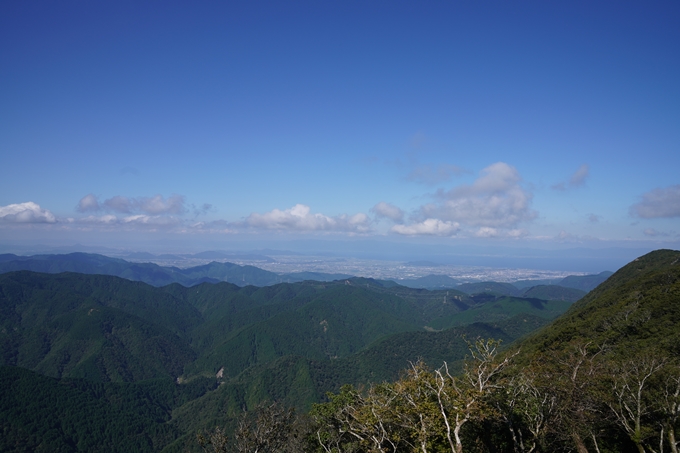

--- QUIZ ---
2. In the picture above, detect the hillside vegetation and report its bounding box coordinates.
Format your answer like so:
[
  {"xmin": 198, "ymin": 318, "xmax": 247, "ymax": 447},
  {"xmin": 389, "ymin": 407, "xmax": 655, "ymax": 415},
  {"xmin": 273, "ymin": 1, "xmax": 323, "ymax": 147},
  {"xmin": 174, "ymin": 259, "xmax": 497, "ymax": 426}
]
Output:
[
  {"xmin": 4, "ymin": 250, "xmax": 672, "ymax": 452},
  {"xmin": 305, "ymin": 249, "xmax": 680, "ymax": 453}
]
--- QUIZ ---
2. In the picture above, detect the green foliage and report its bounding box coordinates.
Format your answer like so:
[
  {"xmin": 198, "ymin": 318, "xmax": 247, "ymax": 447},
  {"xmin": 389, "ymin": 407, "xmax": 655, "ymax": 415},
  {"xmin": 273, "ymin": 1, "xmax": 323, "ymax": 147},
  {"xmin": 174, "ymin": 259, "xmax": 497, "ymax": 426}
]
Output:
[
  {"xmin": 520, "ymin": 285, "xmax": 586, "ymax": 302},
  {"xmin": 558, "ymin": 271, "xmax": 614, "ymax": 292},
  {"xmin": 518, "ymin": 249, "xmax": 680, "ymax": 357},
  {"xmin": 3, "ymin": 249, "xmax": 678, "ymax": 452},
  {"xmin": 0, "ymin": 366, "xmax": 214, "ymax": 452},
  {"xmin": 456, "ymin": 282, "xmax": 523, "ymax": 297},
  {"xmin": 393, "ymin": 274, "xmax": 461, "ymax": 290}
]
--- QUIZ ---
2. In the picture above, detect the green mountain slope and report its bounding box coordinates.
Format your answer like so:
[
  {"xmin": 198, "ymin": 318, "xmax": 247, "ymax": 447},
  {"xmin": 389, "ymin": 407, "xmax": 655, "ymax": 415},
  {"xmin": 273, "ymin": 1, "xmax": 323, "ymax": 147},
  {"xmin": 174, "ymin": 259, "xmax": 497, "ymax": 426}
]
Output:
[
  {"xmin": 164, "ymin": 315, "xmax": 549, "ymax": 452},
  {"xmin": 557, "ymin": 270, "xmax": 614, "ymax": 292},
  {"xmin": 288, "ymin": 250, "xmax": 677, "ymax": 453},
  {"xmin": 2, "ymin": 256, "xmax": 629, "ymax": 452},
  {"xmin": 520, "ymin": 284, "xmax": 586, "ymax": 302},
  {"xmin": 519, "ymin": 249, "xmax": 680, "ymax": 355},
  {"xmin": 456, "ymin": 281, "xmax": 523, "ymax": 297},
  {"xmin": 393, "ymin": 274, "xmax": 461, "ymax": 289},
  {"xmin": 0, "ymin": 366, "xmax": 218, "ymax": 453},
  {"xmin": 0, "ymin": 253, "xmax": 199, "ymax": 286},
  {"xmin": 183, "ymin": 284, "xmax": 421, "ymax": 379},
  {"xmin": 0, "ymin": 272, "xmax": 200, "ymax": 381}
]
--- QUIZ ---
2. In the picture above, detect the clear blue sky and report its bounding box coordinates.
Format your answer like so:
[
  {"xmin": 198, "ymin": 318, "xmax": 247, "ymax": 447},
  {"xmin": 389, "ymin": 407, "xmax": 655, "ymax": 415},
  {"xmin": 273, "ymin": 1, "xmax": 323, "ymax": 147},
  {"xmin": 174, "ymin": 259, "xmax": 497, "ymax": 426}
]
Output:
[{"xmin": 1, "ymin": 1, "xmax": 679, "ymax": 261}]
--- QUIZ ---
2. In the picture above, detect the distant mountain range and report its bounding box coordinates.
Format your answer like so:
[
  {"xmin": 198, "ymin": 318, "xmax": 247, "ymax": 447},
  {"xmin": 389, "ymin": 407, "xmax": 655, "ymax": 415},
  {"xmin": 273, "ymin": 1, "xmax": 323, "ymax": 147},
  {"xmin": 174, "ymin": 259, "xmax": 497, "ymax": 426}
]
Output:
[
  {"xmin": 0, "ymin": 253, "xmax": 352, "ymax": 287},
  {"xmin": 0, "ymin": 252, "xmax": 611, "ymax": 295}
]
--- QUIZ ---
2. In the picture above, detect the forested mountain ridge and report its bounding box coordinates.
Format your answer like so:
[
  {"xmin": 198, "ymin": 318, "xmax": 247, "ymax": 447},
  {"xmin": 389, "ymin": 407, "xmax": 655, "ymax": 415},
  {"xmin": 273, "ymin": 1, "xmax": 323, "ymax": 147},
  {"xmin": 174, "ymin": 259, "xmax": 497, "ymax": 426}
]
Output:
[
  {"xmin": 0, "ymin": 252, "xmax": 351, "ymax": 287},
  {"xmin": 518, "ymin": 248, "xmax": 680, "ymax": 354},
  {"xmin": 0, "ymin": 271, "xmax": 568, "ymax": 383},
  {"xmin": 3, "ymin": 250, "xmax": 672, "ymax": 452},
  {"xmin": 0, "ymin": 263, "xmax": 587, "ymax": 452},
  {"xmin": 0, "ymin": 252, "xmax": 608, "ymax": 296},
  {"xmin": 306, "ymin": 249, "xmax": 680, "ymax": 453}
]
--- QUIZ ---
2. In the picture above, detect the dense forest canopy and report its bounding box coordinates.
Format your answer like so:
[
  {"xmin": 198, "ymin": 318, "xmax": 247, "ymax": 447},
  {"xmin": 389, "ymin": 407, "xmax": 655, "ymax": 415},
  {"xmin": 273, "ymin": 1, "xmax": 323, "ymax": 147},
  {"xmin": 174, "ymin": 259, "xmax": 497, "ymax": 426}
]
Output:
[{"xmin": 0, "ymin": 250, "xmax": 678, "ymax": 452}]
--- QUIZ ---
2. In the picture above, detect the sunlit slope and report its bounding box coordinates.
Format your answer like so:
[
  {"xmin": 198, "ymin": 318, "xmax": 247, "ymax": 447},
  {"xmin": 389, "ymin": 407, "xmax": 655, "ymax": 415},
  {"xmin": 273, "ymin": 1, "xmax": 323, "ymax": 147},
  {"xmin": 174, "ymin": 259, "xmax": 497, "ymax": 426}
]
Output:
[{"xmin": 517, "ymin": 249, "xmax": 680, "ymax": 355}]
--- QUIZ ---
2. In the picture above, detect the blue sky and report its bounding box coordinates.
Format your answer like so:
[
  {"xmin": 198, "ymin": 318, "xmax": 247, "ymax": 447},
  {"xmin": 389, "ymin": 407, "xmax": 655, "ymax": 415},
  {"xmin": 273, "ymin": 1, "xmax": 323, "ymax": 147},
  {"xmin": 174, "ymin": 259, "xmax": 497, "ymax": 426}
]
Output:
[{"xmin": 1, "ymin": 1, "xmax": 679, "ymax": 264}]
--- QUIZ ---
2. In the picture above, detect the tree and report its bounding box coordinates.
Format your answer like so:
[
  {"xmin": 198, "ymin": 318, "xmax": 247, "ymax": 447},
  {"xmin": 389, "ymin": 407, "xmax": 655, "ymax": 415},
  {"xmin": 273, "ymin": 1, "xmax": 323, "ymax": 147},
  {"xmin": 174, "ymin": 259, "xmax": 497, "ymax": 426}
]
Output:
[
  {"xmin": 429, "ymin": 338, "xmax": 515, "ymax": 453},
  {"xmin": 658, "ymin": 365, "xmax": 680, "ymax": 453},
  {"xmin": 198, "ymin": 401, "xmax": 308, "ymax": 453},
  {"xmin": 496, "ymin": 369, "xmax": 556, "ymax": 453},
  {"xmin": 540, "ymin": 341, "xmax": 609, "ymax": 453},
  {"xmin": 311, "ymin": 338, "xmax": 515, "ymax": 453},
  {"xmin": 606, "ymin": 354, "xmax": 666, "ymax": 453}
]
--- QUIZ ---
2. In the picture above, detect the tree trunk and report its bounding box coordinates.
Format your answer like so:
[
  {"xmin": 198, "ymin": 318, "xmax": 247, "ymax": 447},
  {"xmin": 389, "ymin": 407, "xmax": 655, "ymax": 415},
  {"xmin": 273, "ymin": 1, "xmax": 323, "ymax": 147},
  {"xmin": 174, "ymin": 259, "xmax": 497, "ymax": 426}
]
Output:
[
  {"xmin": 668, "ymin": 425, "xmax": 678, "ymax": 453},
  {"xmin": 572, "ymin": 432, "xmax": 590, "ymax": 453}
]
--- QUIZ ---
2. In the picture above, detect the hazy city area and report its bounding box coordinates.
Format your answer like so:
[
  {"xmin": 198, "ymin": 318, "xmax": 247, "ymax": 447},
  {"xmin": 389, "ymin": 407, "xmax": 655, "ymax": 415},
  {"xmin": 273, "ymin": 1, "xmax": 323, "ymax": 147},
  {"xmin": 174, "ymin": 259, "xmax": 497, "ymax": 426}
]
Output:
[{"xmin": 123, "ymin": 252, "xmax": 583, "ymax": 284}]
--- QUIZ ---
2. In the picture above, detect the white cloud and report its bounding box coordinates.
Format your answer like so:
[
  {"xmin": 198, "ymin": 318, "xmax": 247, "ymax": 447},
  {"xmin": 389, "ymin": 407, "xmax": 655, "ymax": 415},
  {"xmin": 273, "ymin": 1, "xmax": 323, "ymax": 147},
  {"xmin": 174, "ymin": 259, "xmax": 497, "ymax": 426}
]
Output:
[
  {"xmin": 406, "ymin": 164, "xmax": 465, "ymax": 185},
  {"xmin": 122, "ymin": 214, "xmax": 182, "ymax": 226},
  {"xmin": 192, "ymin": 203, "xmax": 213, "ymax": 217},
  {"xmin": 472, "ymin": 227, "xmax": 527, "ymax": 238},
  {"xmin": 391, "ymin": 218, "xmax": 460, "ymax": 236},
  {"xmin": 371, "ymin": 202, "xmax": 404, "ymax": 222},
  {"xmin": 77, "ymin": 214, "xmax": 181, "ymax": 227},
  {"xmin": 474, "ymin": 227, "xmax": 499, "ymax": 238},
  {"xmin": 630, "ymin": 185, "xmax": 680, "ymax": 218},
  {"xmin": 421, "ymin": 162, "xmax": 535, "ymax": 228},
  {"xmin": 643, "ymin": 228, "xmax": 664, "ymax": 237},
  {"xmin": 103, "ymin": 196, "xmax": 134, "ymax": 213},
  {"xmin": 0, "ymin": 202, "xmax": 57, "ymax": 224},
  {"xmin": 77, "ymin": 194, "xmax": 100, "ymax": 212},
  {"xmin": 552, "ymin": 164, "xmax": 589, "ymax": 191},
  {"xmin": 138, "ymin": 194, "xmax": 185, "ymax": 215},
  {"xmin": 570, "ymin": 164, "xmax": 590, "ymax": 186},
  {"xmin": 245, "ymin": 204, "xmax": 371, "ymax": 232},
  {"xmin": 556, "ymin": 230, "xmax": 574, "ymax": 240},
  {"xmin": 93, "ymin": 194, "xmax": 186, "ymax": 215},
  {"xmin": 506, "ymin": 229, "xmax": 528, "ymax": 238}
]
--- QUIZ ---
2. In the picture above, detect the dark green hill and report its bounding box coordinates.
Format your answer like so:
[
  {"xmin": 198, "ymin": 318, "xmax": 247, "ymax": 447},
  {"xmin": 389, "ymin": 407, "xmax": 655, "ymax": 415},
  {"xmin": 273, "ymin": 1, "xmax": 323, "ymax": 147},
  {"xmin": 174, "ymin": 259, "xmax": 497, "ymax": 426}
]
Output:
[
  {"xmin": 0, "ymin": 269, "xmax": 577, "ymax": 386},
  {"xmin": 520, "ymin": 284, "xmax": 586, "ymax": 302},
  {"xmin": 394, "ymin": 274, "xmax": 461, "ymax": 290},
  {"xmin": 0, "ymin": 272, "xmax": 200, "ymax": 381},
  {"xmin": 557, "ymin": 270, "xmax": 613, "ymax": 292},
  {"xmin": 0, "ymin": 253, "xmax": 354, "ymax": 288},
  {"xmin": 426, "ymin": 295, "xmax": 572, "ymax": 330},
  {"xmin": 164, "ymin": 314, "xmax": 549, "ymax": 451},
  {"xmin": 279, "ymin": 271, "xmax": 353, "ymax": 282},
  {"xmin": 512, "ymin": 278, "xmax": 560, "ymax": 289},
  {"xmin": 0, "ymin": 366, "xmax": 217, "ymax": 453},
  {"xmin": 518, "ymin": 249, "xmax": 680, "ymax": 355},
  {"xmin": 3, "ymin": 256, "xmax": 634, "ymax": 453},
  {"xmin": 456, "ymin": 281, "xmax": 523, "ymax": 297},
  {"xmin": 172, "ymin": 261, "xmax": 281, "ymax": 286},
  {"xmin": 0, "ymin": 253, "xmax": 199, "ymax": 286},
  {"xmin": 183, "ymin": 284, "xmax": 421, "ymax": 379}
]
